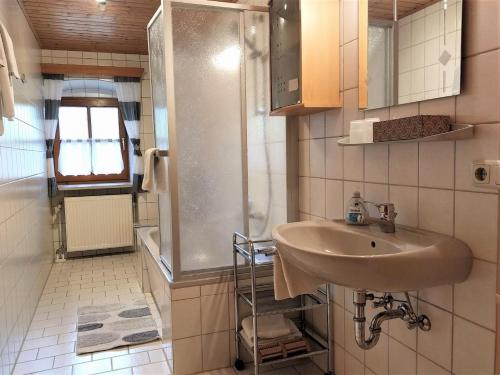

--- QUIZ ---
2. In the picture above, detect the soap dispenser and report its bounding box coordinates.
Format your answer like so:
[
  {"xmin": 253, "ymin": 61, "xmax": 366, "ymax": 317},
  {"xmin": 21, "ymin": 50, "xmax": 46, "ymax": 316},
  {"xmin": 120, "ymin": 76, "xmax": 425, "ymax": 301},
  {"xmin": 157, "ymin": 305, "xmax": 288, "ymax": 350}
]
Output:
[{"xmin": 345, "ymin": 191, "xmax": 368, "ymax": 225}]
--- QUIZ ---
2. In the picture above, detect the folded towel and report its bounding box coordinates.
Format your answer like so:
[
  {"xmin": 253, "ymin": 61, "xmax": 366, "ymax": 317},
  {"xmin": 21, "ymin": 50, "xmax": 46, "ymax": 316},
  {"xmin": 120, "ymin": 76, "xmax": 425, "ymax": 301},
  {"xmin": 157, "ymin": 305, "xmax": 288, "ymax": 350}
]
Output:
[
  {"xmin": 241, "ymin": 314, "xmax": 291, "ymax": 340},
  {"xmin": 273, "ymin": 249, "xmax": 326, "ymax": 300},
  {"xmin": 142, "ymin": 148, "xmax": 169, "ymax": 194},
  {"xmin": 240, "ymin": 319, "xmax": 302, "ymax": 349},
  {"xmin": 0, "ymin": 35, "xmax": 14, "ymax": 120},
  {"xmin": 0, "ymin": 23, "xmax": 19, "ymax": 79}
]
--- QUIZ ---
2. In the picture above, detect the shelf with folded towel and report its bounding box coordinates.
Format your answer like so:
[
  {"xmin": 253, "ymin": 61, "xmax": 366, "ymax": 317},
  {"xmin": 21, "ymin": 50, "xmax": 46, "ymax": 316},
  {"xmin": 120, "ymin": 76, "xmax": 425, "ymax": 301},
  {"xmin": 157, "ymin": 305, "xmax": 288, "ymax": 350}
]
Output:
[
  {"xmin": 233, "ymin": 241, "xmax": 276, "ymax": 265},
  {"xmin": 237, "ymin": 327, "xmax": 329, "ymax": 366},
  {"xmin": 338, "ymin": 124, "xmax": 474, "ymax": 146},
  {"xmin": 237, "ymin": 286, "xmax": 327, "ymax": 316}
]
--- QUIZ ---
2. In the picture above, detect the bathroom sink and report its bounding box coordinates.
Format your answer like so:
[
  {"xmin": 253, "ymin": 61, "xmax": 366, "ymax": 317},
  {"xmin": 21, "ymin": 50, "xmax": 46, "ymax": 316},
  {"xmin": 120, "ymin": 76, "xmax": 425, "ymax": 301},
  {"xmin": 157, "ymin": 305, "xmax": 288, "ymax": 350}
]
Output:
[{"xmin": 272, "ymin": 220, "xmax": 472, "ymax": 292}]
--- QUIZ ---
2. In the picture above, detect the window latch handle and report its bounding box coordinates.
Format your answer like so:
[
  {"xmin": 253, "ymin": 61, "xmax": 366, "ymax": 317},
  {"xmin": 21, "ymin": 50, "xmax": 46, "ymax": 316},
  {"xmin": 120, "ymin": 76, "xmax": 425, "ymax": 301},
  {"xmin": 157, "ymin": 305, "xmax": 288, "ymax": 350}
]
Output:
[{"xmin": 121, "ymin": 138, "xmax": 126, "ymax": 151}]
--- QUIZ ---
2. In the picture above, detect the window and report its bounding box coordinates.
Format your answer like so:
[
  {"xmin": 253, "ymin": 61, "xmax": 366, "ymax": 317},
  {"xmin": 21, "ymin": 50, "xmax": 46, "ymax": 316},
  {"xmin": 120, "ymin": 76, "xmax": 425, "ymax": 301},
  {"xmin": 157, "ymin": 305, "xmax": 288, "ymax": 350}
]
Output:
[{"xmin": 54, "ymin": 98, "xmax": 129, "ymax": 183}]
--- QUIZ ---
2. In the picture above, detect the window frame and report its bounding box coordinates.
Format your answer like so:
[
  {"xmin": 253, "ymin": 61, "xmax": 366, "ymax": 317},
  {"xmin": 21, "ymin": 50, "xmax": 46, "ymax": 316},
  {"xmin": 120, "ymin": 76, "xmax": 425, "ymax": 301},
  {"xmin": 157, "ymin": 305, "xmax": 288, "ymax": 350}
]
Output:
[{"xmin": 54, "ymin": 97, "xmax": 130, "ymax": 184}]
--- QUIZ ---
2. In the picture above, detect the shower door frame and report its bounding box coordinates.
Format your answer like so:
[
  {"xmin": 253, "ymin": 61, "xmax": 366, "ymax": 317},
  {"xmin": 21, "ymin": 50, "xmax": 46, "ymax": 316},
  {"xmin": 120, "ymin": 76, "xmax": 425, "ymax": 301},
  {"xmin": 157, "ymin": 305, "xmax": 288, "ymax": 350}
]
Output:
[{"xmin": 148, "ymin": 0, "xmax": 269, "ymax": 282}]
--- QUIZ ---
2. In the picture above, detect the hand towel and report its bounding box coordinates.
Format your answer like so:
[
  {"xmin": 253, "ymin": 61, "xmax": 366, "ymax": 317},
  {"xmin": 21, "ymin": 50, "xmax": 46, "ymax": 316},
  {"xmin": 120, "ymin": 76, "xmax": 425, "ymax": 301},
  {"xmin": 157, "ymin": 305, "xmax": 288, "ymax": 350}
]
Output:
[
  {"xmin": 239, "ymin": 319, "xmax": 302, "ymax": 349},
  {"xmin": 241, "ymin": 314, "xmax": 291, "ymax": 340},
  {"xmin": 273, "ymin": 248, "xmax": 326, "ymax": 300},
  {"xmin": 142, "ymin": 148, "xmax": 169, "ymax": 194},
  {"xmin": 0, "ymin": 34, "xmax": 14, "ymax": 120},
  {"xmin": 0, "ymin": 23, "xmax": 20, "ymax": 79}
]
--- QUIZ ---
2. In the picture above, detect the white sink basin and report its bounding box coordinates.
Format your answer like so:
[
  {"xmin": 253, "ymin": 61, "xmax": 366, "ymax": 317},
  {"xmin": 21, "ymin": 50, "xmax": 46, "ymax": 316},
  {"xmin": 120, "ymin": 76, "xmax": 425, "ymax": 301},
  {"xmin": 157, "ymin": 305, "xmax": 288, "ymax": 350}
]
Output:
[{"xmin": 272, "ymin": 220, "xmax": 472, "ymax": 292}]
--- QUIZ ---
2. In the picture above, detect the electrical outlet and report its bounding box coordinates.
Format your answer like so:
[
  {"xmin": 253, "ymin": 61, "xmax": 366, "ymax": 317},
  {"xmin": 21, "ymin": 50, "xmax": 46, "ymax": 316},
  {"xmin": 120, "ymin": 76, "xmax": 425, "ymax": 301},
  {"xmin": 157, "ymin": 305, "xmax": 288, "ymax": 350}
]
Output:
[
  {"xmin": 472, "ymin": 160, "xmax": 500, "ymax": 188},
  {"xmin": 473, "ymin": 164, "xmax": 490, "ymax": 184}
]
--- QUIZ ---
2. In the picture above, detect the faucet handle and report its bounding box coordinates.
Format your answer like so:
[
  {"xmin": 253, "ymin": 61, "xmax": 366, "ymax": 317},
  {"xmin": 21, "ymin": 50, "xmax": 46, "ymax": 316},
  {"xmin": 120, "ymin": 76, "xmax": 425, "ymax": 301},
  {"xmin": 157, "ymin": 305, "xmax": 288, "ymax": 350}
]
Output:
[{"xmin": 377, "ymin": 203, "xmax": 397, "ymax": 221}]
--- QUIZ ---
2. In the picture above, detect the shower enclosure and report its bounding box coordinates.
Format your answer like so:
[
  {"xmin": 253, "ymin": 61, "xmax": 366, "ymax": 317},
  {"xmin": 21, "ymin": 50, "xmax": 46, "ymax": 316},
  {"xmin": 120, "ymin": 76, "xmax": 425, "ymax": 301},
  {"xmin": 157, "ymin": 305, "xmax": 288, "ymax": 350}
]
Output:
[{"xmin": 147, "ymin": 0, "xmax": 287, "ymax": 281}]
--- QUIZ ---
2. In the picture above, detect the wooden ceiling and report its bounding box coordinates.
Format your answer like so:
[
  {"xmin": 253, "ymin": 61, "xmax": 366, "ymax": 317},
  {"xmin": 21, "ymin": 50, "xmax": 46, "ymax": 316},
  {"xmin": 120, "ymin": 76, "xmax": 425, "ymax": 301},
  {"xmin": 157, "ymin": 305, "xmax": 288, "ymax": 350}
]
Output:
[
  {"xmin": 19, "ymin": 0, "xmax": 161, "ymax": 54},
  {"xmin": 369, "ymin": 0, "xmax": 440, "ymax": 21}
]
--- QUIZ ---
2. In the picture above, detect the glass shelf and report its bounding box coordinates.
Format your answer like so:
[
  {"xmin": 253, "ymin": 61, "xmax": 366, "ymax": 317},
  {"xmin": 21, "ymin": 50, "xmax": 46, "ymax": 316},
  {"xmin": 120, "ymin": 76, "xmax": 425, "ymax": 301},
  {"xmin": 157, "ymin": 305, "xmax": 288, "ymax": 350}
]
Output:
[{"xmin": 338, "ymin": 124, "xmax": 473, "ymax": 146}]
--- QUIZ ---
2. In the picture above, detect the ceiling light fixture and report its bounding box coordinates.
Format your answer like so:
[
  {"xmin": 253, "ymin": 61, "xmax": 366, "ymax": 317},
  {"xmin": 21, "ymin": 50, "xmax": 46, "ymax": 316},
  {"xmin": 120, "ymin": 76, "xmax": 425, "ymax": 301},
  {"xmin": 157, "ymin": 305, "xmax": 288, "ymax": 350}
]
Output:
[{"xmin": 96, "ymin": 0, "xmax": 107, "ymax": 10}]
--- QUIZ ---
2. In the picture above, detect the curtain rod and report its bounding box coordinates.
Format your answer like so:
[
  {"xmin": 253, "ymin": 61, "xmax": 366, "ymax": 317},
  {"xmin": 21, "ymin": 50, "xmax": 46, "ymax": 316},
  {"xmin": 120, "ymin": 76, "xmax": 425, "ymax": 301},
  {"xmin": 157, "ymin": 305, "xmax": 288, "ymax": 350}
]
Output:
[{"xmin": 41, "ymin": 63, "xmax": 144, "ymax": 78}]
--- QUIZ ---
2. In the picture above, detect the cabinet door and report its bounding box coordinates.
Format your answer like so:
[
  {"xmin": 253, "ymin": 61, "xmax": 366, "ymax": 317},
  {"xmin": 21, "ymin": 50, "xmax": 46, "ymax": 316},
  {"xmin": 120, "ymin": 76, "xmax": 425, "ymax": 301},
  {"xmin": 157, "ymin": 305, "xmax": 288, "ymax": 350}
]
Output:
[{"xmin": 270, "ymin": 0, "xmax": 301, "ymax": 110}]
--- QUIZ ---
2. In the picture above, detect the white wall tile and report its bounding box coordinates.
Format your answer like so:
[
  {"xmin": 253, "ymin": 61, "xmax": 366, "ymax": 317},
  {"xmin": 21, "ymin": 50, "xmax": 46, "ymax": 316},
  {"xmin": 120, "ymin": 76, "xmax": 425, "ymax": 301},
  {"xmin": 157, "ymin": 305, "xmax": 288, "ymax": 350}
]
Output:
[
  {"xmin": 418, "ymin": 188, "xmax": 454, "ymax": 235},
  {"xmin": 452, "ymin": 316, "xmax": 495, "ymax": 375},
  {"xmin": 417, "ymin": 302, "xmax": 452, "ymax": 370},
  {"xmin": 389, "ymin": 185, "xmax": 418, "ymax": 227},
  {"xmin": 454, "ymin": 191, "xmax": 498, "ymax": 263},
  {"xmin": 365, "ymin": 333, "xmax": 388, "ymax": 375},
  {"xmin": 453, "ymin": 259, "xmax": 496, "ymax": 330},
  {"xmin": 388, "ymin": 338, "xmax": 416, "ymax": 375},
  {"xmin": 310, "ymin": 112, "xmax": 326, "ymax": 139},
  {"xmin": 310, "ymin": 178, "xmax": 326, "ymax": 218},
  {"xmin": 326, "ymin": 138, "xmax": 343, "ymax": 180},
  {"xmin": 310, "ymin": 139, "xmax": 326, "ymax": 178},
  {"xmin": 389, "ymin": 143, "xmax": 418, "ymax": 186},
  {"xmin": 171, "ymin": 298, "xmax": 201, "ymax": 339},
  {"xmin": 418, "ymin": 141, "xmax": 455, "ymax": 189},
  {"xmin": 455, "ymin": 124, "xmax": 500, "ymax": 192},
  {"xmin": 345, "ymin": 352, "xmax": 364, "ymax": 375},
  {"xmin": 364, "ymin": 144, "xmax": 389, "ymax": 184},
  {"xmin": 417, "ymin": 355, "xmax": 450, "ymax": 375},
  {"xmin": 326, "ymin": 180, "xmax": 344, "ymax": 220},
  {"xmin": 343, "ymin": 146, "xmax": 364, "ymax": 181},
  {"xmin": 299, "ymin": 177, "xmax": 311, "ymax": 213}
]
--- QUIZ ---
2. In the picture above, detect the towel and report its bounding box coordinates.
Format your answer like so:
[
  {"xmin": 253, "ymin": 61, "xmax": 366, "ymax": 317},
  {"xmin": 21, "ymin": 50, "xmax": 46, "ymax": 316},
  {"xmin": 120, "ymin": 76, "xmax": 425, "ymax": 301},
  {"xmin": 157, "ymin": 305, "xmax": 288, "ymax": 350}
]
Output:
[
  {"xmin": 0, "ymin": 23, "xmax": 20, "ymax": 79},
  {"xmin": 241, "ymin": 314, "xmax": 291, "ymax": 341},
  {"xmin": 142, "ymin": 148, "xmax": 169, "ymax": 194},
  {"xmin": 273, "ymin": 248, "xmax": 326, "ymax": 300},
  {"xmin": 240, "ymin": 319, "xmax": 302, "ymax": 349},
  {"xmin": 0, "ymin": 24, "xmax": 15, "ymax": 120},
  {"xmin": 0, "ymin": 101, "xmax": 4, "ymax": 136}
]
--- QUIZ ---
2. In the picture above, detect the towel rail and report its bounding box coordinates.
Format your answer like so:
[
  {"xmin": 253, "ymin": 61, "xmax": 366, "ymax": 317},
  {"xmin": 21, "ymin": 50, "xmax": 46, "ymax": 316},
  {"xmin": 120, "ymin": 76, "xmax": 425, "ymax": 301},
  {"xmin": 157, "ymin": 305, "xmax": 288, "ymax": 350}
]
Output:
[{"xmin": 154, "ymin": 149, "xmax": 168, "ymax": 157}]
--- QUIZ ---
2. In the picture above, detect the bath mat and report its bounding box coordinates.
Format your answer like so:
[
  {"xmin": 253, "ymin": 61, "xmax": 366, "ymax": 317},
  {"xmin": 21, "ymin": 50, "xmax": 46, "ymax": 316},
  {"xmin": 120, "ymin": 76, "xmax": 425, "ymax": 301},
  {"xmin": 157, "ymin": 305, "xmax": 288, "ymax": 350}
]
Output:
[{"xmin": 76, "ymin": 298, "xmax": 161, "ymax": 354}]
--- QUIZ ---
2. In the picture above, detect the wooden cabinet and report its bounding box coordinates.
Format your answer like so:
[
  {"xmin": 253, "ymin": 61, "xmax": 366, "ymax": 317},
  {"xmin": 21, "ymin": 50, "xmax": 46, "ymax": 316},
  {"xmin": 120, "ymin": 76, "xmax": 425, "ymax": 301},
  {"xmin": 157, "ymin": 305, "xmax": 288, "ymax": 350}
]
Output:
[{"xmin": 270, "ymin": 0, "xmax": 341, "ymax": 116}]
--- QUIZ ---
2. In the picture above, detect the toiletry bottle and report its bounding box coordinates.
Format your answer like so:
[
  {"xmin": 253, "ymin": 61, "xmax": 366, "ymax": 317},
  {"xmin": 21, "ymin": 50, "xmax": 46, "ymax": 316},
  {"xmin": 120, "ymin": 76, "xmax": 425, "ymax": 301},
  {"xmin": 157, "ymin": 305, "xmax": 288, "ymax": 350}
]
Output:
[{"xmin": 345, "ymin": 191, "xmax": 368, "ymax": 225}]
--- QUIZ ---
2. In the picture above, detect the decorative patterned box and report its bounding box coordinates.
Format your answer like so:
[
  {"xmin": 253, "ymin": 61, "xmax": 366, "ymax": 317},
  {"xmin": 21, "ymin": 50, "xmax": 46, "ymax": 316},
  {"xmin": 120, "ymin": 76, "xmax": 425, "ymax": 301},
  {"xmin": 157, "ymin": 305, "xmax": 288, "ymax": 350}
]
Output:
[{"xmin": 373, "ymin": 115, "xmax": 451, "ymax": 142}]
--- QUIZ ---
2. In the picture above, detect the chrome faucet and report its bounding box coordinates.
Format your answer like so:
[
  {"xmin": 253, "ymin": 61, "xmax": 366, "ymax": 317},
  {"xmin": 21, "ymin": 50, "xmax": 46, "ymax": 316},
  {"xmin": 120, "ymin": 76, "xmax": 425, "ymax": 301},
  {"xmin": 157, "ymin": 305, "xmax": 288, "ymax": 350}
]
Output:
[{"xmin": 365, "ymin": 202, "xmax": 397, "ymax": 233}]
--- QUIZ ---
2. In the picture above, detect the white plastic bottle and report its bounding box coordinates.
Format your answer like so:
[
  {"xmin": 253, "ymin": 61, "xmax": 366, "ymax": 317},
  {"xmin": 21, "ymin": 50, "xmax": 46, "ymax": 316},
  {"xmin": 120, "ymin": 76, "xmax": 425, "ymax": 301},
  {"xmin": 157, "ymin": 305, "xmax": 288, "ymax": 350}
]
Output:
[{"xmin": 345, "ymin": 191, "xmax": 368, "ymax": 225}]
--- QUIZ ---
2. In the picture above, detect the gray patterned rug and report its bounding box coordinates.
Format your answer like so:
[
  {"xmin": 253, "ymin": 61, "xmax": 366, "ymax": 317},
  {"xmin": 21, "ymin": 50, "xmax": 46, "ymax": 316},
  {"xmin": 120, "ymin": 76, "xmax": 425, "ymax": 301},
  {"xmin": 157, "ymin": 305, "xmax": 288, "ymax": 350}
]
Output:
[{"xmin": 76, "ymin": 298, "xmax": 161, "ymax": 354}]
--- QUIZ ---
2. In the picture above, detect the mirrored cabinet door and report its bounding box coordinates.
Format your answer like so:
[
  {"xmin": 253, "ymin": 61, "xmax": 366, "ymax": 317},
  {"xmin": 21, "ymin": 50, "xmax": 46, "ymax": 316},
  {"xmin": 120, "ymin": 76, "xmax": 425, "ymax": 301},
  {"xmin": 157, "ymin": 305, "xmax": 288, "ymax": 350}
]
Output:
[
  {"xmin": 270, "ymin": 0, "xmax": 342, "ymax": 116},
  {"xmin": 270, "ymin": 0, "xmax": 301, "ymax": 111},
  {"xmin": 359, "ymin": 0, "xmax": 463, "ymax": 110}
]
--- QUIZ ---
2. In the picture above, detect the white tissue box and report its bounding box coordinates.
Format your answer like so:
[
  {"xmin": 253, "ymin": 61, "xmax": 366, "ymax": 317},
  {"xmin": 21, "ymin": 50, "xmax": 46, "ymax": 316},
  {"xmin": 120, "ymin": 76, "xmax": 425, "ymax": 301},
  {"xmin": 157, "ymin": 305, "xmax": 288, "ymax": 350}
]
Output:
[{"xmin": 349, "ymin": 118, "xmax": 380, "ymax": 144}]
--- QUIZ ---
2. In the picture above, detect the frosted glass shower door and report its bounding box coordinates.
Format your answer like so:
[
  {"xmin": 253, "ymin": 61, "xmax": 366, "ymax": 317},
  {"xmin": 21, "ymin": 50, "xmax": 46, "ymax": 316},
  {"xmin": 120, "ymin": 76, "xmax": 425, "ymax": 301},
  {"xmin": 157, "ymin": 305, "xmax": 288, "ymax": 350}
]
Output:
[
  {"xmin": 148, "ymin": 9, "xmax": 173, "ymax": 271},
  {"xmin": 171, "ymin": 6, "xmax": 245, "ymax": 272}
]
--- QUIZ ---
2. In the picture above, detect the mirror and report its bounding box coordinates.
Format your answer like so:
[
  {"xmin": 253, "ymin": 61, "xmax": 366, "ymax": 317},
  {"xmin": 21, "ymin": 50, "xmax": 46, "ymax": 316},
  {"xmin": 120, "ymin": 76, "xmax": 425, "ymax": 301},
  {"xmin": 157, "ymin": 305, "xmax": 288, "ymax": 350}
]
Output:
[{"xmin": 359, "ymin": 0, "xmax": 463, "ymax": 110}]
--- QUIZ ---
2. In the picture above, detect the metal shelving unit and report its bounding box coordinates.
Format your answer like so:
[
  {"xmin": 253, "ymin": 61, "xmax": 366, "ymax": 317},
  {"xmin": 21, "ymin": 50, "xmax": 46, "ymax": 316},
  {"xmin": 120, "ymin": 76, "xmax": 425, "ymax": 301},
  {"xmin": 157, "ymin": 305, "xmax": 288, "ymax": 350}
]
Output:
[{"xmin": 232, "ymin": 232, "xmax": 333, "ymax": 375}]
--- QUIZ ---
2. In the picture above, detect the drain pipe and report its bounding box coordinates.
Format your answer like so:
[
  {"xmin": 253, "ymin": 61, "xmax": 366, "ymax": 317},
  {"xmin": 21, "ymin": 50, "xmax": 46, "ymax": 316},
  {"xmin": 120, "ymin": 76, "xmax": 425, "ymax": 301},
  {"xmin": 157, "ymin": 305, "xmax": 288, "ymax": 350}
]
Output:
[{"xmin": 353, "ymin": 290, "xmax": 405, "ymax": 349}]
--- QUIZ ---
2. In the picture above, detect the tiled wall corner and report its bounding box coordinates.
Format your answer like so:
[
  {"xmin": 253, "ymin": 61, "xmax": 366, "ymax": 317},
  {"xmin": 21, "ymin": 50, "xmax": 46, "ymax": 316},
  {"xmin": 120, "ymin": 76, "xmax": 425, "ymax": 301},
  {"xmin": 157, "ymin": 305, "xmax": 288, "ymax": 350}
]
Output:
[
  {"xmin": 0, "ymin": 3, "xmax": 53, "ymax": 374},
  {"xmin": 296, "ymin": 0, "xmax": 500, "ymax": 374},
  {"xmin": 170, "ymin": 281, "xmax": 234, "ymax": 374}
]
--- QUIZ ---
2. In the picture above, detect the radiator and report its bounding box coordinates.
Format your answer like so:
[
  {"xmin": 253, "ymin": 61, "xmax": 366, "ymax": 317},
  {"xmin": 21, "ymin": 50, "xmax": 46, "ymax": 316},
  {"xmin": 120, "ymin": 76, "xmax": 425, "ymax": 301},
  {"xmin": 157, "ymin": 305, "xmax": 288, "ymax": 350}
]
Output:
[{"xmin": 64, "ymin": 194, "xmax": 134, "ymax": 252}]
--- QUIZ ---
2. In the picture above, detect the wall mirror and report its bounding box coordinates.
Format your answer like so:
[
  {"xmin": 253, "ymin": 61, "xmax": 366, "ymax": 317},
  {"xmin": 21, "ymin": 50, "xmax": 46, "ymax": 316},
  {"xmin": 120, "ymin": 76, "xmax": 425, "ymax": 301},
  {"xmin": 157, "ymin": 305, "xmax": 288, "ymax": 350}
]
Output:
[{"xmin": 359, "ymin": 0, "xmax": 463, "ymax": 110}]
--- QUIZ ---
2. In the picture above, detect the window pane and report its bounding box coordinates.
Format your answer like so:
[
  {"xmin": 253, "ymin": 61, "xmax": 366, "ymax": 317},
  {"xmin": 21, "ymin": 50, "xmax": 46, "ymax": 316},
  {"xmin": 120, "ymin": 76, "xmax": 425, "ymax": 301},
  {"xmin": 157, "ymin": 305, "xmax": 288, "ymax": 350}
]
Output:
[
  {"xmin": 90, "ymin": 107, "xmax": 120, "ymax": 139},
  {"xmin": 92, "ymin": 141, "xmax": 125, "ymax": 175},
  {"xmin": 59, "ymin": 107, "xmax": 89, "ymax": 140},
  {"xmin": 58, "ymin": 141, "xmax": 92, "ymax": 176}
]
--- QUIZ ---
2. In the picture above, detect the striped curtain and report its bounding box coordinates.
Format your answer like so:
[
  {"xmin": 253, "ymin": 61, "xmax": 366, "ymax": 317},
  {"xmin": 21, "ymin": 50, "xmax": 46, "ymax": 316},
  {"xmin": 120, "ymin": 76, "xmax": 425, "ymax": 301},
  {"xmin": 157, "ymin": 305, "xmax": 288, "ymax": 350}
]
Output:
[
  {"xmin": 114, "ymin": 77, "xmax": 144, "ymax": 193},
  {"xmin": 43, "ymin": 74, "xmax": 64, "ymax": 197}
]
